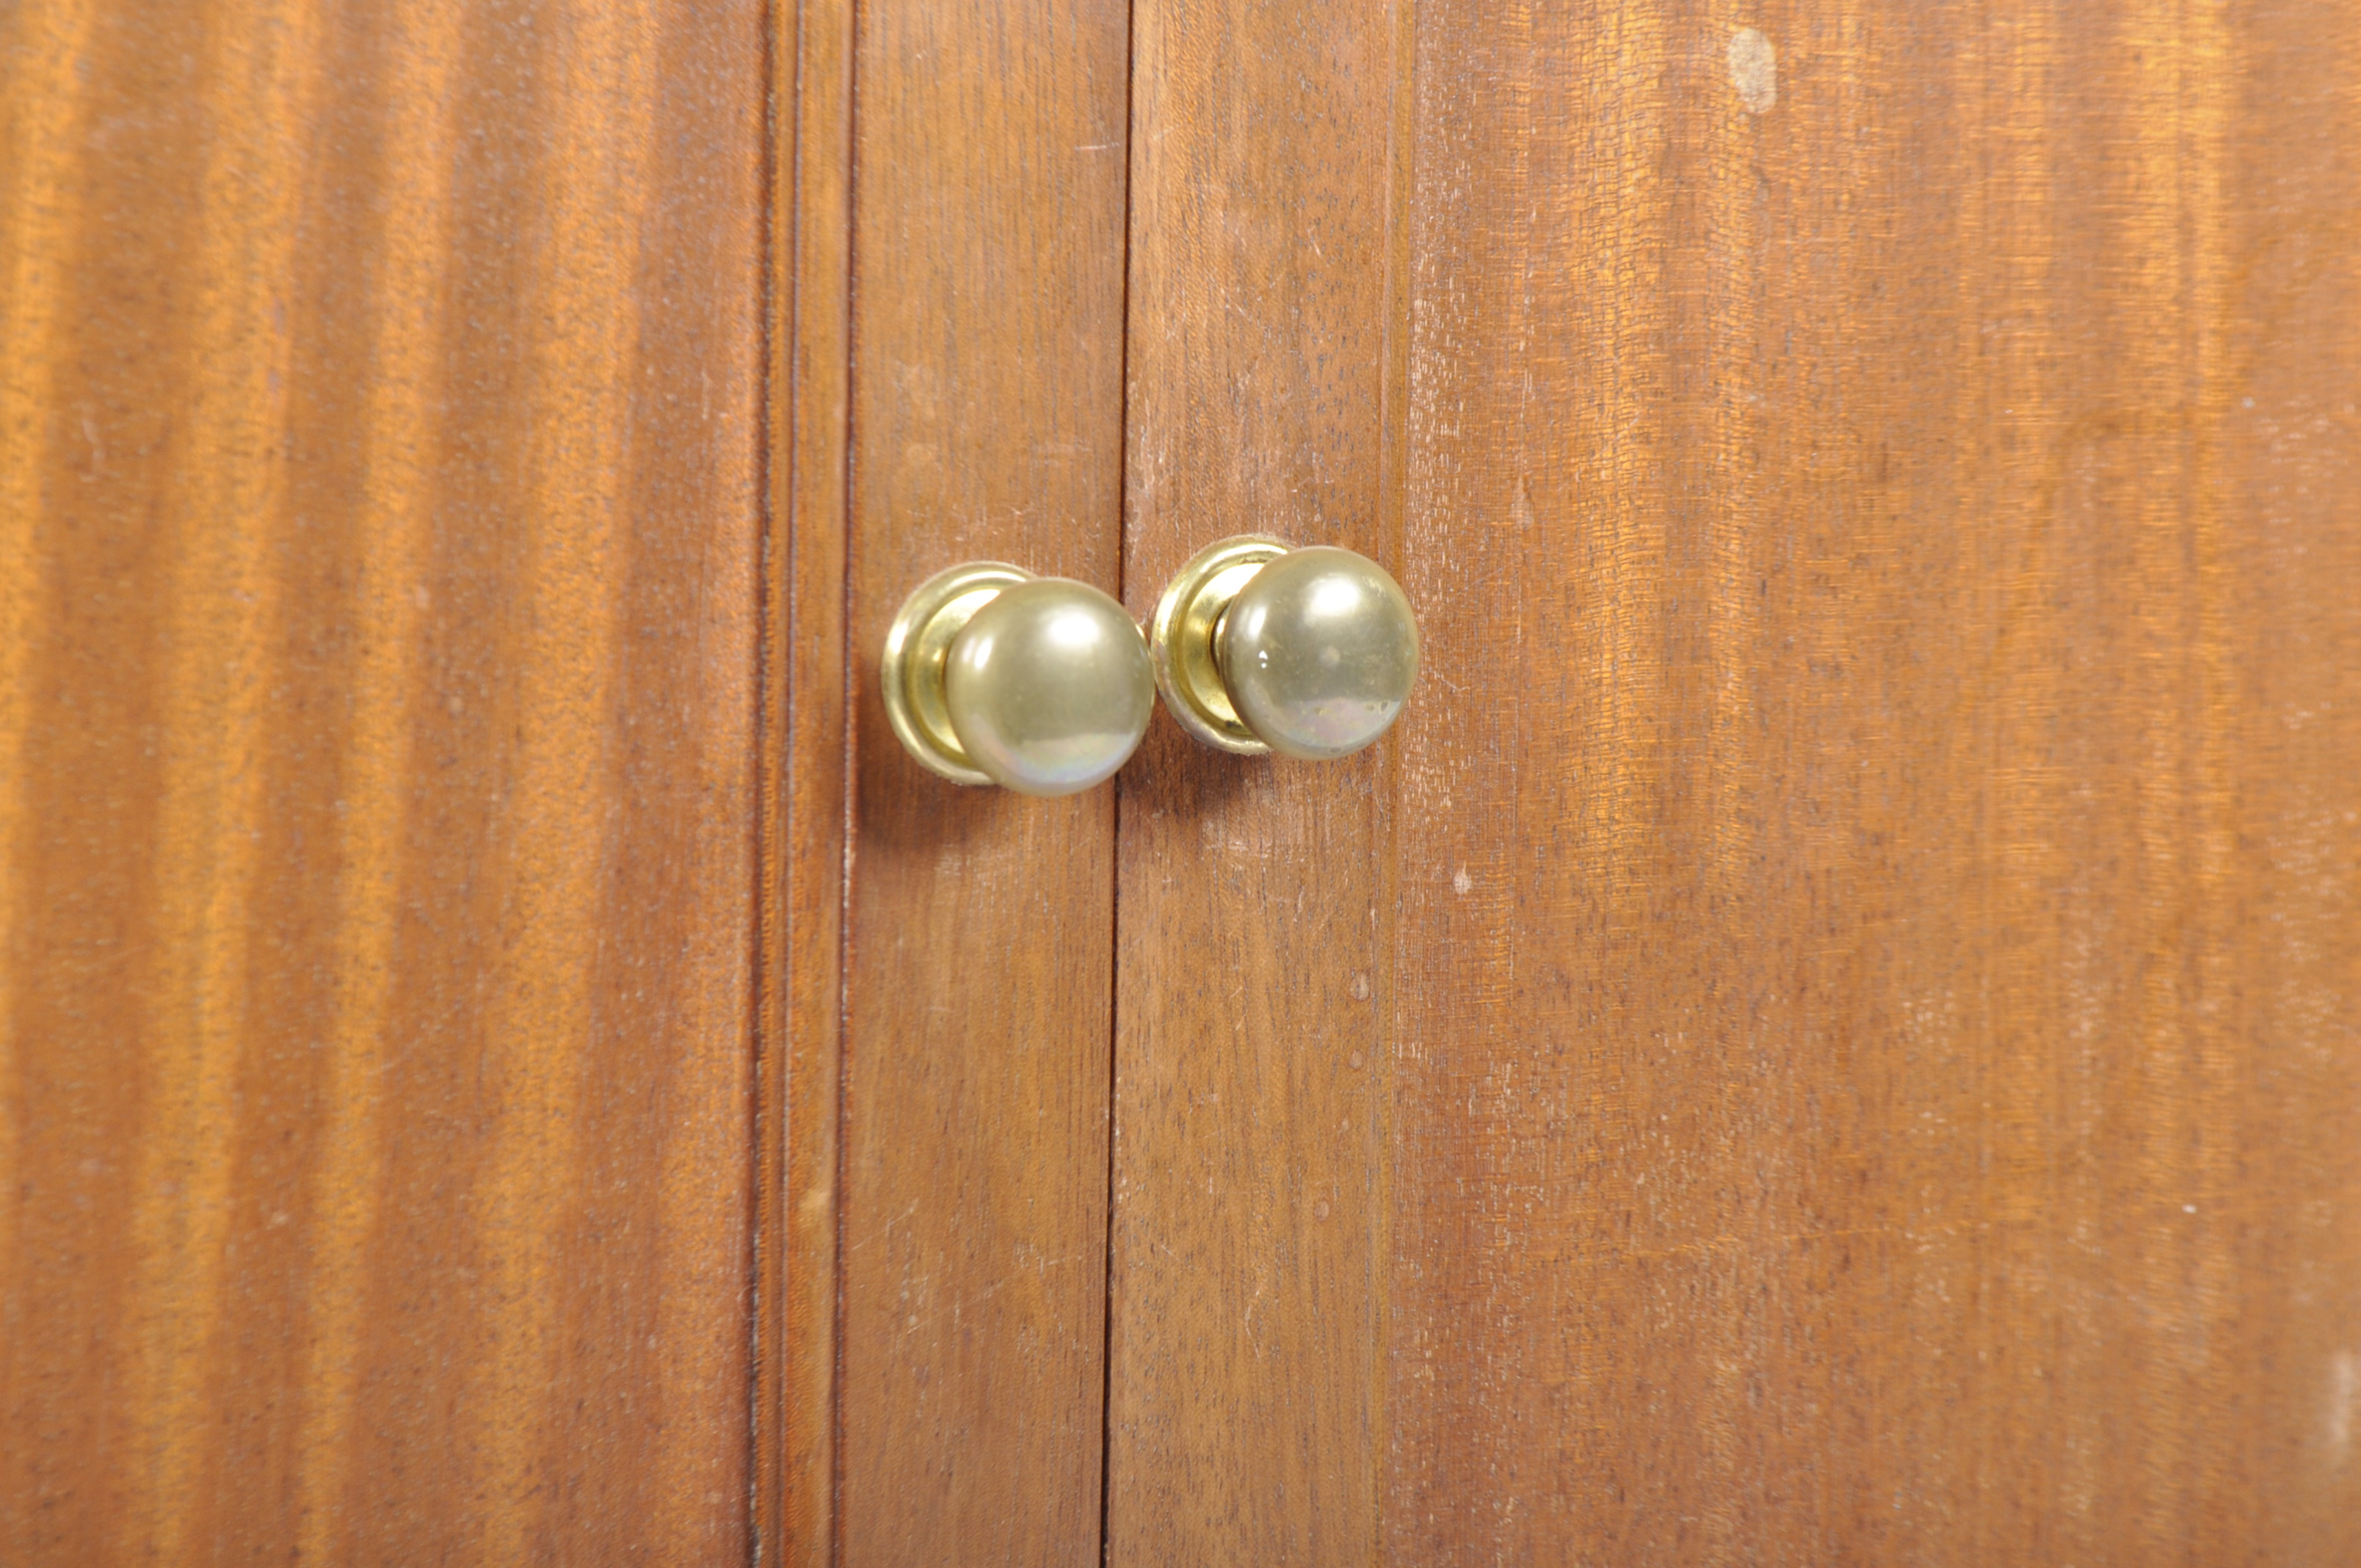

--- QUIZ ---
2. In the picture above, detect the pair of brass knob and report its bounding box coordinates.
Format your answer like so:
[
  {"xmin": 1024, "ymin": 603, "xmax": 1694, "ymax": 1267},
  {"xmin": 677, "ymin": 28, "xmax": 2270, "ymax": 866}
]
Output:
[{"xmin": 883, "ymin": 536, "xmax": 1419, "ymax": 796}]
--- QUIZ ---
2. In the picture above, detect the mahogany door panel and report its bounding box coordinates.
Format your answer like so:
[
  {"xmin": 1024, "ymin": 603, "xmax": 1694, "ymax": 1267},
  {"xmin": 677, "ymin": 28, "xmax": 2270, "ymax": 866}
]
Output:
[{"xmin": 0, "ymin": 2, "xmax": 766, "ymax": 1562}]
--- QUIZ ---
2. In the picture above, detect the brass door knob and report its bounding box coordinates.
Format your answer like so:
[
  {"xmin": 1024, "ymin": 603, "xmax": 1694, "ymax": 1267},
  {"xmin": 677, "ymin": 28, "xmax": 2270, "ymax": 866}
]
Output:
[
  {"xmin": 882, "ymin": 562, "xmax": 1154, "ymax": 796},
  {"xmin": 1150, "ymin": 537, "xmax": 1419, "ymax": 760}
]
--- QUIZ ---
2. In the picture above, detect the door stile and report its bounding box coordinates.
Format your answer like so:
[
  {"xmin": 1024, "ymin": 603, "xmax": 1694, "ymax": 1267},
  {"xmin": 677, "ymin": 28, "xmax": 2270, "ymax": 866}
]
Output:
[{"xmin": 784, "ymin": 0, "xmax": 1136, "ymax": 1561}]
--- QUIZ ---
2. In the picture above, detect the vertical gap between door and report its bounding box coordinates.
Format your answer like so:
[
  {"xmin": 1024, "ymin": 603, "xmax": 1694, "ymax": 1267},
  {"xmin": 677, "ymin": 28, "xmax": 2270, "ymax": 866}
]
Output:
[
  {"xmin": 1099, "ymin": 0, "xmax": 1140, "ymax": 1558},
  {"xmin": 829, "ymin": 0, "xmax": 863, "ymax": 1561},
  {"xmin": 1368, "ymin": 0, "xmax": 1416, "ymax": 1558},
  {"xmin": 747, "ymin": 0, "xmax": 781, "ymax": 1555}
]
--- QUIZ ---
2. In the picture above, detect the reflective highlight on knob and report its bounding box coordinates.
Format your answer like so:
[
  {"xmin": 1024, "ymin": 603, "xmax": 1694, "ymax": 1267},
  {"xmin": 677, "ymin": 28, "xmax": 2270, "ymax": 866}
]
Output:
[
  {"xmin": 1150, "ymin": 536, "xmax": 1418, "ymax": 760},
  {"xmin": 947, "ymin": 580, "xmax": 1154, "ymax": 794},
  {"xmin": 1218, "ymin": 545, "xmax": 1418, "ymax": 760},
  {"xmin": 882, "ymin": 562, "xmax": 1152, "ymax": 796}
]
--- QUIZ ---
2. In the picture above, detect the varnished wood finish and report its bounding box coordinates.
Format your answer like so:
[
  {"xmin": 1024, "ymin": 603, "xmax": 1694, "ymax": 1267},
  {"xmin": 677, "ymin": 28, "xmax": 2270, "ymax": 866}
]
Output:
[
  {"xmin": 1382, "ymin": 4, "xmax": 2360, "ymax": 1558},
  {"xmin": 0, "ymin": 2, "xmax": 765, "ymax": 1561},
  {"xmin": 1111, "ymin": 1, "xmax": 2361, "ymax": 1562},
  {"xmin": 10, "ymin": 0, "xmax": 2357, "ymax": 1561},
  {"xmin": 827, "ymin": 0, "xmax": 1131, "ymax": 1562},
  {"xmin": 1109, "ymin": 0, "xmax": 1401, "ymax": 1561}
]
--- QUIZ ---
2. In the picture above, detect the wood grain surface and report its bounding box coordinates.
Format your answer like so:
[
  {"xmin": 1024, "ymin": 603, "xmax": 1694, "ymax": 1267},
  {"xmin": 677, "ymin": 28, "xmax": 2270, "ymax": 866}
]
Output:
[
  {"xmin": 824, "ymin": 0, "xmax": 1131, "ymax": 1562},
  {"xmin": 1106, "ymin": 0, "xmax": 2361, "ymax": 1564},
  {"xmin": 0, "ymin": 2, "xmax": 766, "ymax": 1561},
  {"xmin": 10, "ymin": 0, "xmax": 2357, "ymax": 1561},
  {"xmin": 1379, "ymin": 2, "xmax": 2360, "ymax": 1559}
]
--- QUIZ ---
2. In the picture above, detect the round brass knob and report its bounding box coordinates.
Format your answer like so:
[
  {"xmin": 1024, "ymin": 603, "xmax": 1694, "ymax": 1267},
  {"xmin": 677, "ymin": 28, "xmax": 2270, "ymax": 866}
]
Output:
[
  {"xmin": 882, "ymin": 562, "xmax": 1153, "ymax": 796},
  {"xmin": 1150, "ymin": 536, "xmax": 1418, "ymax": 760}
]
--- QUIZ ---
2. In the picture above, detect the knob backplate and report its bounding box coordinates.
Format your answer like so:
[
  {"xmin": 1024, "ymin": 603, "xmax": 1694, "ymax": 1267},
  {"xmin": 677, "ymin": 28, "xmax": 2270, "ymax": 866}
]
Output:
[
  {"xmin": 882, "ymin": 560, "xmax": 1033, "ymax": 785},
  {"xmin": 1148, "ymin": 534, "xmax": 1291, "ymax": 755}
]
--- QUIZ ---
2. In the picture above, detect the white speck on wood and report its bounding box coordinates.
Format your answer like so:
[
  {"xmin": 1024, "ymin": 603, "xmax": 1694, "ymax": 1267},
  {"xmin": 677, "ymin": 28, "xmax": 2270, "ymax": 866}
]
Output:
[
  {"xmin": 2332, "ymin": 1350, "xmax": 2360, "ymax": 1457},
  {"xmin": 1730, "ymin": 27, "xmax": 1777, "ymax": 113}
]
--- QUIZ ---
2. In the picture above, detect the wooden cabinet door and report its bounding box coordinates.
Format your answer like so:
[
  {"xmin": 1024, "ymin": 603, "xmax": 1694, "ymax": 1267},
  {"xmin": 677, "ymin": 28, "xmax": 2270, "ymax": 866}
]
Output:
[
  {"xmin": 1099, "ymin": 3, "xmax": 2361, "ymax": 1561},
  {"xmin": 7, "ymin": 1, "xmax": 2358, "ymax": 1564}
]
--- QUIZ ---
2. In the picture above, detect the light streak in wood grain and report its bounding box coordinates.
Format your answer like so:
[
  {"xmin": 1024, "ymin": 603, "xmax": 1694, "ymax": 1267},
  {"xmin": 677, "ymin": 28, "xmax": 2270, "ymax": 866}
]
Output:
[
  {"xmin": 1582, "ymin": 0, "xmax": 1675, "ymax": 1034},
  {"xmin": 2186, "ymin": 1, "xmax": 2242, "ymax": 1553},
  {"xmin": 0, "ymin": 7, "xmax": 100, "ymax": 1407},
  {"xmin": 1950, "ymin": 4, "xmax": 2078, "ymax": 1550},
  {"xmin": 467, "ymin": 2, "xmax": 656, "ymax": 1558},
  {"xmin": 1692, "ymin": 4, "xmax": 1768, "ymax": 1556},
  {"xmin": 120, "ymin": 5, "xmax": 322, "ymax": 1558},
  {"xmin": 2122, "ymin": 0, "xmax": 2238, "ymax": 1550},
  {"xmin": 636, "ymin": 14, "xmax": 765, "ymax": 1554},
  {"xmin": 291, "ymin": 6, "xmax": 462, "ymax": 1558}
]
